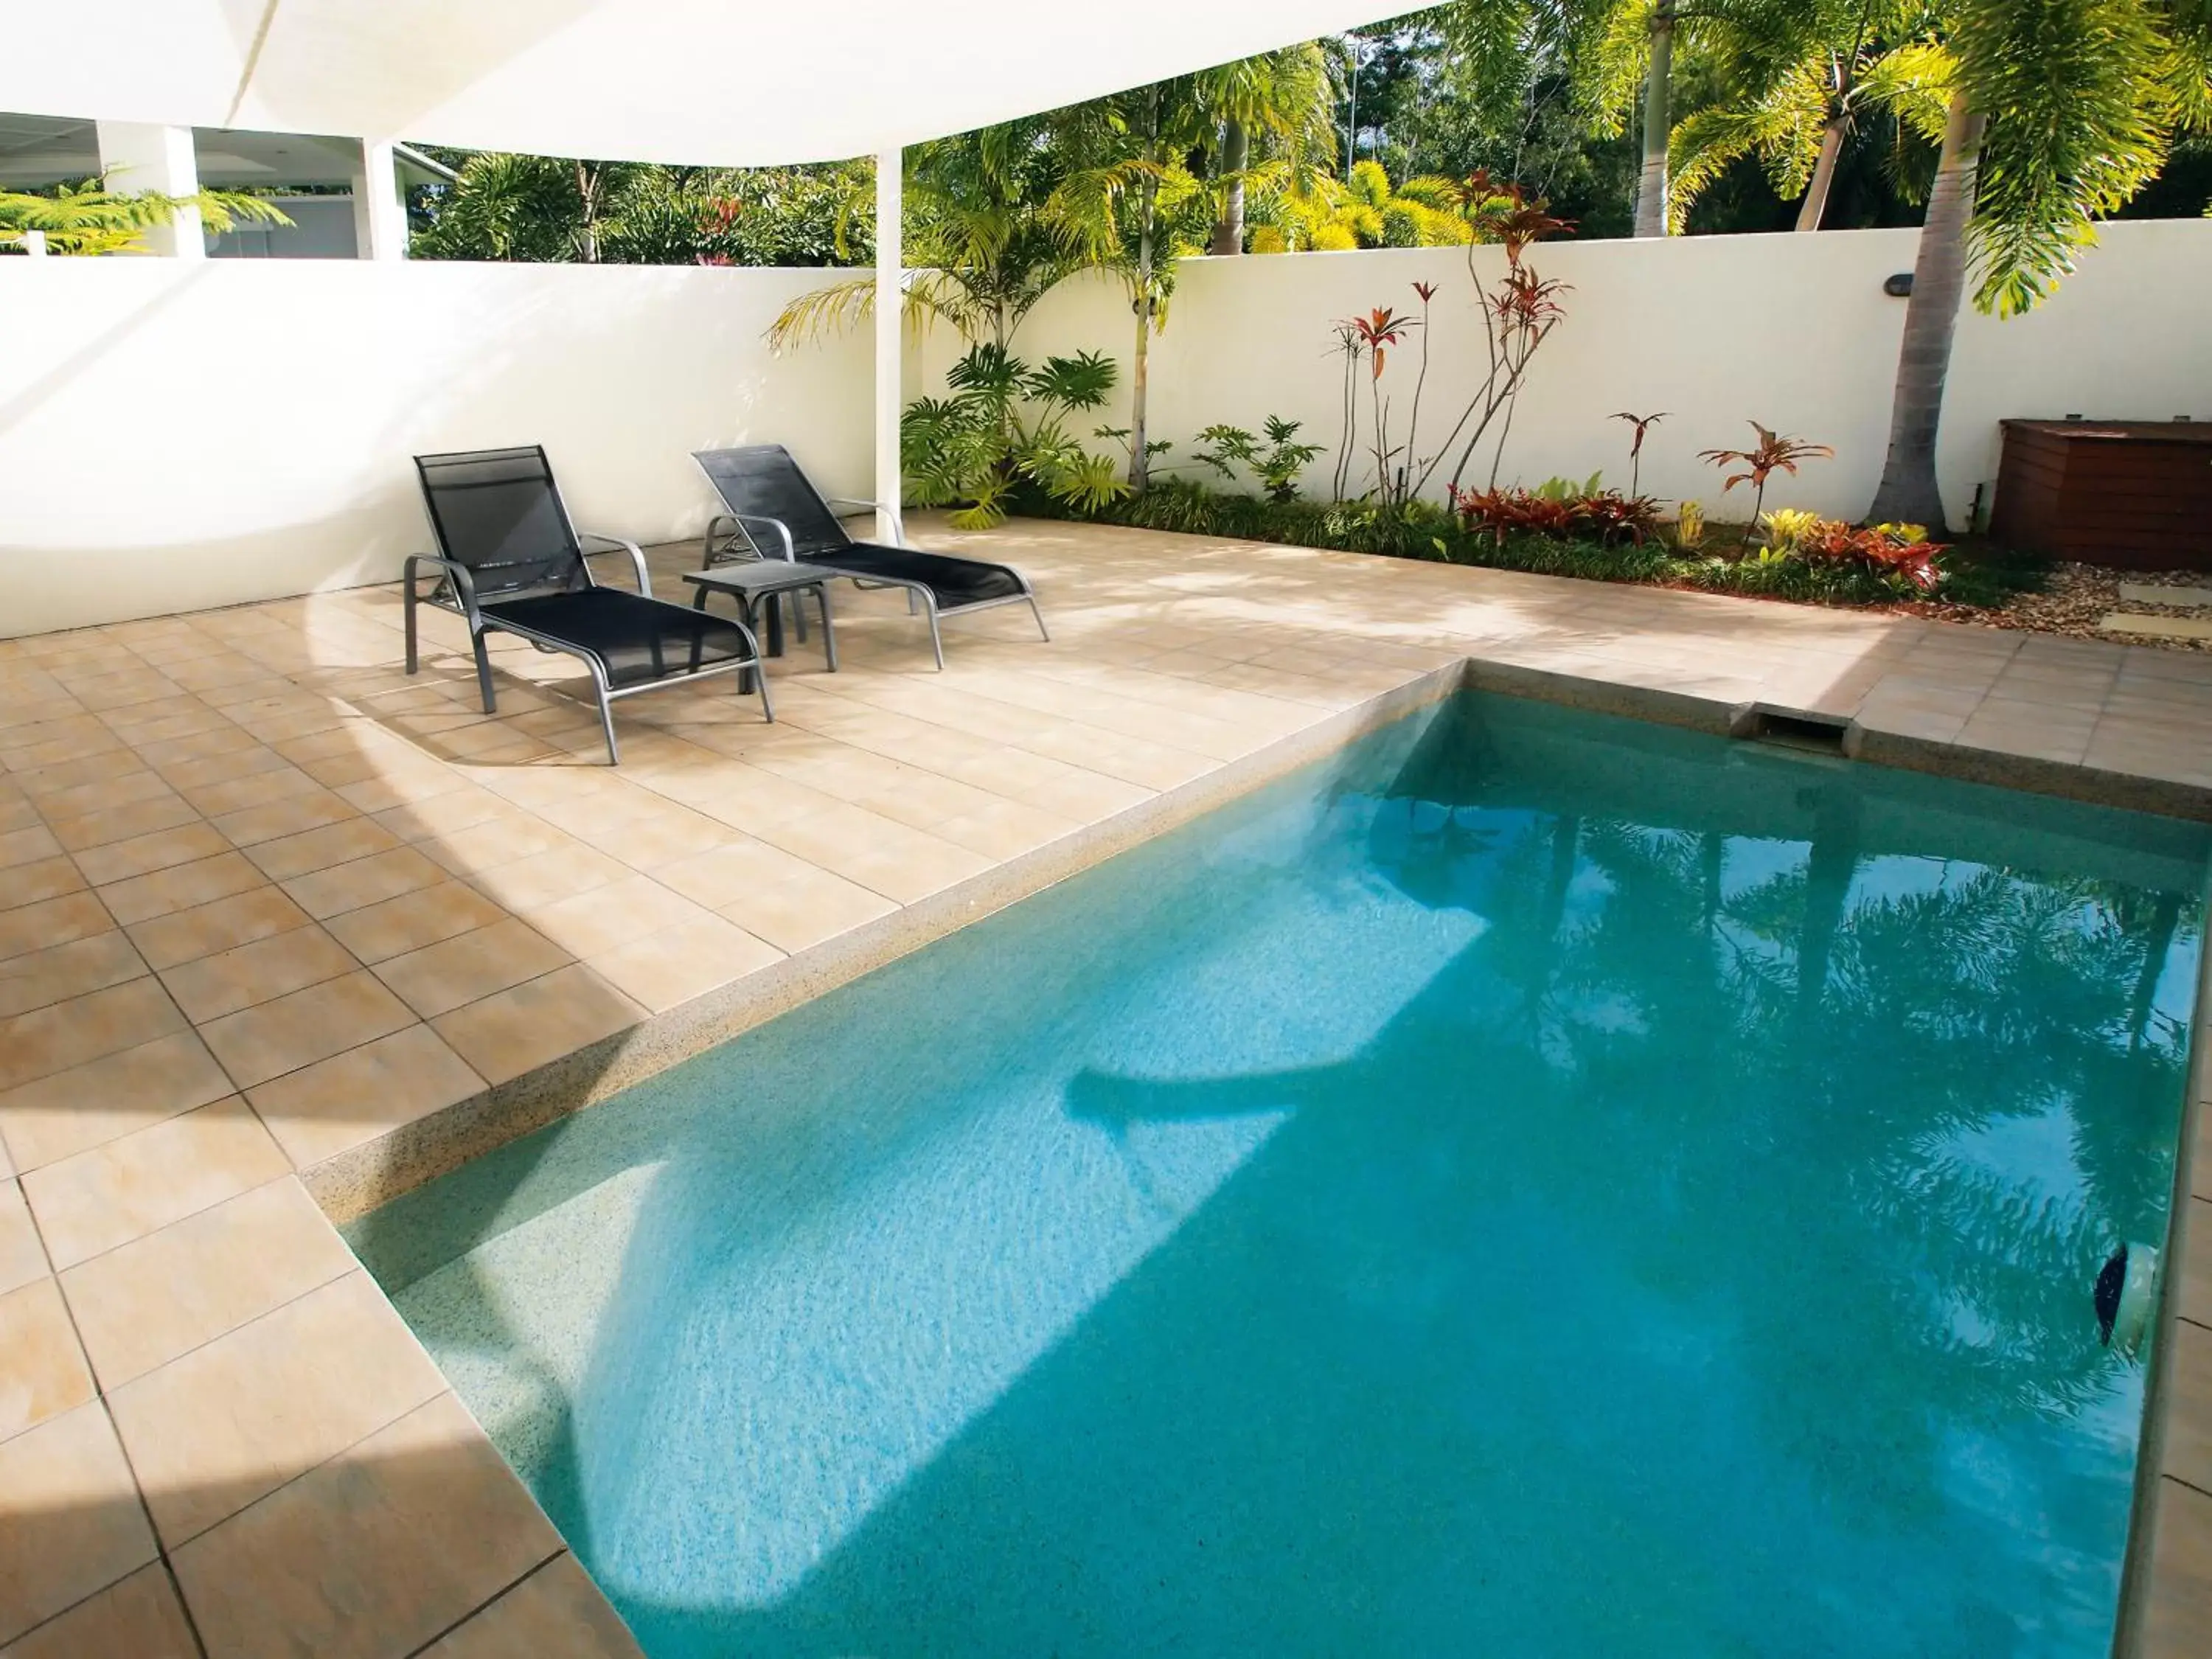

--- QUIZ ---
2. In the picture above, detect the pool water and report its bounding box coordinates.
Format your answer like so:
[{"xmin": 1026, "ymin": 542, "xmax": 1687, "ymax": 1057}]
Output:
[{"xmin": 350, "ymin": 692, "xmax": 2210, "ymax": 1658}]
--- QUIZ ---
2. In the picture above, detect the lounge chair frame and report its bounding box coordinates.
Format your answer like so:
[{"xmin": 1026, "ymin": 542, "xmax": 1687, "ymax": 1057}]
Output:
[
  {"xmin": 691, "ymin": 447, "xmax": 1048, "ymax": 670},
  {"xmin": 407, "ymin": 446, "xmax": 771, "ymax": 764}
]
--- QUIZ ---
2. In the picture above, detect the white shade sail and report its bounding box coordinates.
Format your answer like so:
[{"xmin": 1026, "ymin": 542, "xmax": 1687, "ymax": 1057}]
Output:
[{"xmin": 0, "ymin": 0, "xmax": 1399, "ymax": 165}]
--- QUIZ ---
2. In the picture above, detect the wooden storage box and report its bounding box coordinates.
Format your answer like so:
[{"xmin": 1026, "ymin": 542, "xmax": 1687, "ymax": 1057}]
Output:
[{"xmin": 1990, "ymin": 420, "xmax": 2212, "ymax": 571}]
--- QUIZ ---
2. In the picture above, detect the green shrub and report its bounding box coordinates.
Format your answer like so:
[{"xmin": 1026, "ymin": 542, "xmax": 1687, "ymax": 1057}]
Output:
[{"xmin": 1021, "ymin": 481, "xmax": 2044, "ymax": 611}]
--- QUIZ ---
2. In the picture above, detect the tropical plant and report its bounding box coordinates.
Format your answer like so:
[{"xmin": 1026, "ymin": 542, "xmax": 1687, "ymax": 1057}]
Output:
[
  {"xmin": 1249, "ymin": 161, "xmax": 1477, "ymax": 251},
  {"xmin": 1794, "ymin": 516, "xmax": 1947, "ymax": 590},
  {"xmin": 1, "ymin": 178, "xmax": 291, "ymax": 255},
  {"xmin": 1346, "ymin": 305, "xmax": 1416, "ymax": 502},
  {"xmin": 1667, "ymin": 7, "xmax": 1954, "ymax": 233},
  {"xmin": 1189, "ymin": 417, "xmax": 1324, "ymax": 501},
  {"xmin": 1758, "ymin": 506, "xmax": 1826, "ymax": 549},
  {"xmin": 1865, "ymin": 0, "xmax": 2212, "ymax": 525},
  {"xmin": 1451, "ymin": 480, "xmax": 1663, "ymax": 546},
  {"xmin": 1700, "ymin": 421, "xmax": 1835, "ymax": 538},
  {"xmin": 1612, "ymin": 409, "xmax": 1670, "ymax": 495},
  {"xmin": 1674, "ymin": 498, "xmax": 1708, "ymax": 547},
  {"xmin": 901, "ymin": 343, "xmax": 1127, "ymax": 528},
  {"xmin": 1202, "ymin": 44, "xmax": 1341, "ymax": 254}
]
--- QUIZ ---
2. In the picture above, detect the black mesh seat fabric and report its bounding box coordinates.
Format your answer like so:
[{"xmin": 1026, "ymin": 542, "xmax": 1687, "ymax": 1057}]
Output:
[
  {"xmin": 481, "ymin": 591, "xmax": 759, "ymax": 689},
  {"xmin": 821, "ymin": 543, "xmax": 1025, "ymax": 607},
  {"xmin": 408, "ymin": 444, "xmax": 771, "ymax": 762},
  {"xmin": 690, "ymin": 446, "xmax": 1046, "ymax": 655}
]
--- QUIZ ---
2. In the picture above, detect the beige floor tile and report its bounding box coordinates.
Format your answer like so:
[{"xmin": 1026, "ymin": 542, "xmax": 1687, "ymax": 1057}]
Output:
[
  {"xmin": 750, "ymin": 801, "xmax": 992, "ymax": 906},
  {"xmin": 247, "ymin": 1025, "xmax": 484, "ymax": 1169},
  {"xmin": 170, "ymin": 1391, "xmax": 562, "ymax": 1659},
  {"xmin": 0, "ymin": 1559, "xmax": 198, "ymax": 1659},
  {"xmin": 20, "ymin": 1099, "xmax": 289, "ymax": 1270},
  {"xmin": 69, "ymin": 821, "xmax": 229, "ymax": 889},
  {"xmin": 209, "ymin": 788, "xmax": 360, "ymax": 849},
  {"xmin": 587, "ymin": 914, "xmax": 783, "ymax": 1015},
  {"xmin": 465, "ymin": 842, "xmax": 633, "ymax": 912},
  {"xmin": 431, "ymin": 963, "xmax": 642, "ymax": 1088},
  {"xmin": 0, "ymin": 1031, "xmax": 234, "ymax": 1174},
  {"xmin": 0, "ymin": 1181, "xmax": 44, "ymax": 1295},
  {"xmin": 0, "ymin": 1401, "xmax": 159, "ymax": 1646},
  {"xmin": 2168, "ymin": 1317, "xmax": 2212, "ymax": 1495},
  {"xmin": 125, "ymin": 886, "xmax": 316, "ymax": 973},
  {"xmin": 0, "ymin": 933, "xmax": 147, "ymax": 1022},
  {"xmin": 2182, "ymin": 1197, "xmax": 2211, "ymax": 1326},
  {"xmin": 98, "ymin": 852, "xmax": 269, "ymax": 929},
  {"xmin": 177, "ymin": 762, "xmax": 322, "ymax": 821},
  {"xmin": 45, "ymin": 793, "xmax": 199, "ymax": 855},
  {"xmin": 0, "ymin": 858, "xmax": 86, "ymax": 911},
  {"xmin": 109, "ymin": 1270, "xmax": 447, "ymax": 1548},
  {"xmin": 2142, "ymin": 1475, "xmax": 2212, "ymax": 1655},
  {"xmin": 0, "ymin": 893, "xmax": 114, "ymax": 966},
  {"xmin": 244, "ymin": 817, "xmax": 406, "ymax": 883},
  {"xmin": 373, "ymin": 918, "xmax": 573, "ymax": 1020},
  {"xmin": 0, "ymin": 978, "xmax": 184, "ymax": 1096},
  {"xmin": 282, "ymin": 845, "xmax": 448, "ymax": 920},
  {"xmin": 0, "ymin": 1278, "xmax": 94, "ymax": 1445},
  {"xmin": 158, "ymin": 925, "xmax": 358, "ymax": 1025},
  {"xmin": 0, "ymin": 825, "xmax": 62, "ymax": 872},
  {"xmin": 322, "ymin": 880, "xmax": 507, "ymax": 966},
  {"xmin": 29, "ymin": 768, "xmax": 173, "ymax": 823},
  {"xmin": 60, "ymin": 1177, "xmax": 351, "ymax": 1392},
  {"xmin": 420, "ymin": 1552, "xmax": 644, "ymax": 1659},
  {"xmin": 518, "ymin": 874, "xmax": 715, "ymax": 960},
  {"xmin": 198, "ymin": 970, "xmax": 416, "ymax": 1090}
]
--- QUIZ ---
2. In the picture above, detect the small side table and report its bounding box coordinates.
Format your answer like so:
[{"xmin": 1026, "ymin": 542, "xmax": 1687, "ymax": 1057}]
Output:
[{"xmin": 682, "ymin": 563, "xmax": 841, "ymax": 686}]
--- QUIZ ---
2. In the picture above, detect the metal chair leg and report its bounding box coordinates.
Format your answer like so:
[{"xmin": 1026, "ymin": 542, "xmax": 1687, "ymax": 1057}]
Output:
[
  {"xmin": 594, "ymin": 691, "xmax": 620, "ymax": 764},
  {"xmin": 470, "ymin": 626, "xmax": 498, "ymax": 714},
  {"xmin": 1026, "ymin": 594, "xmax": 1051, "ymax": 642},
  {"xmin": 816, "ymin": 583, "xmax": 838, "ymax": 672},
  {"xmin": 922, "ymin": 592, "xmax": 945, "ymax": 670},
  {"xmin": 404, "ymin": 587, "xmax": 420, "ymax": 675}
]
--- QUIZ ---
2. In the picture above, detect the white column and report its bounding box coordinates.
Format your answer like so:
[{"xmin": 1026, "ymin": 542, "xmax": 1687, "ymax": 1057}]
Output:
[
  {"xmin": 94, "ymin": 123, "xmax": 203, "ymax": 258},
  {"xmin": 350, "ymin": 140, "xmax": 408, "ymax": 260},
  {"xmin": 873, "ymin": 147, "xmax": 902, "ymax": 546}
]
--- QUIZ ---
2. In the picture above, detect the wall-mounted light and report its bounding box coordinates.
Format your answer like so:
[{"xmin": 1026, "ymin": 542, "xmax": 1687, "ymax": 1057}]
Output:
[{"xmin": 1882, "ymin": 273, "xmax": 1913, "ymax": 298}]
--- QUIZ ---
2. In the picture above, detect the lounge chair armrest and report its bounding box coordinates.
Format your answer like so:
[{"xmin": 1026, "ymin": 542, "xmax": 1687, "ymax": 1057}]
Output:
[
  {"xmin": 826, "ymin": 496, "xmax": 907, "ymax": 547},
  {"xmin": 578, "ymin": 531, "xmax": 653, "ymax": 597},
  {"xmin": 730, "ymin": 512, "xmax": 799, "ymax": 562},
  {"xmin": 701, "ymin": 512, "xmax": 757, "ymax": 565},
  {"xmin": 404, "ymin": 553, "xmax": 481, "ymax": 622}
]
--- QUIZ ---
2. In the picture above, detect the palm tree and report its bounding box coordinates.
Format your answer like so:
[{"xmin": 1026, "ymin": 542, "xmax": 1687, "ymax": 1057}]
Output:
[
  {"xmin": 1200, "ymin": 44, "xmax": 1338, "ymax": 256},
  {"xmin": 1, "ymin": 177, "xmax": 290, "ymax": 255},
  {"xmin": 1865, "ymin": 0, "xmax": 2208, "ymax": 526},
  {"xmin": 1665, "ymin": 7, "xmax": 1952, "ymax": 234}
]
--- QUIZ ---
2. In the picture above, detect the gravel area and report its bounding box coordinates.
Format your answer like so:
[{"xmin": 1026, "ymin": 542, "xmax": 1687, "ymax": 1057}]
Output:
[{"xmin": 1903, "ymin": 563, "xmax": 2212, "ymax": 652}]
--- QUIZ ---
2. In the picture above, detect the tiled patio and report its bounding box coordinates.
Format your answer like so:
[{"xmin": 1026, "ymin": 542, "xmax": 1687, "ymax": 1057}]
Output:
[{"xmin": 1, "ymin": 516, "xmax": 2209, "ymax": 1655}]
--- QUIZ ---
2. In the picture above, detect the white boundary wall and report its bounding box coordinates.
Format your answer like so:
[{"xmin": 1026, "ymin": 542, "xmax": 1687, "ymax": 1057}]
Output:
[
  {"xmin": 4, "ymin": 222, "xmax": 2206, "ymax": 637},
  {"xmin": 933, "ymin": 219, "xmax": 2212, "ymax": 532},
  {"xmin": 0, "ymin": 260, "xmax": 871, "ymax": 638}
]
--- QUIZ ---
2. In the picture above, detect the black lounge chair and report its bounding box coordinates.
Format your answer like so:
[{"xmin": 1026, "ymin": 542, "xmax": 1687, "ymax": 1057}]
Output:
[
  {"xmin": 407, "ymin": 445, "xmax": 771, "ymax": 764},
  {"xmin": 691, "ymin": 445, "xmax": 1048, "ymax": 669}
]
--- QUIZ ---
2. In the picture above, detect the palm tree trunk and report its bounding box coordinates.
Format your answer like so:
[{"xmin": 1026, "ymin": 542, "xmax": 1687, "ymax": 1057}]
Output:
[
  {"xmin": 1795, "ymin": 120, "xmax": 1847, "ymax": 232},
  {"xmin": 1866, "ymin": 93, "xmax": 1986, "ymax": 528},
  {"xmin": 1632, "ymin": 3, "xmax": 1675, "ymax": 238},
  {"xmin": 1130, "ymin": 184, "xmax": 1156, "ymax": 492},
  {"xmin": 574, "ymin": 160, "xmax": 601, "ymax": 263},
  {"xmin": 1211, "ymin": 119, "xmax": 1248, "ymax": 256}
]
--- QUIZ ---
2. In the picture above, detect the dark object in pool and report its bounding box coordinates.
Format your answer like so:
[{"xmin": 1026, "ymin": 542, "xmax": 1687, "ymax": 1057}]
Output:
[{"xmin": 2095, "ymin": 1245, "xmax": 2128, "ymax": 1346}]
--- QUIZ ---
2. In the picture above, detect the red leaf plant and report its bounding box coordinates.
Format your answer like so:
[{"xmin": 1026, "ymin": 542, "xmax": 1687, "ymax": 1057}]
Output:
[{"xmin": 1698, "ymin": 422, "xmax": 1835, "ymax": 540}]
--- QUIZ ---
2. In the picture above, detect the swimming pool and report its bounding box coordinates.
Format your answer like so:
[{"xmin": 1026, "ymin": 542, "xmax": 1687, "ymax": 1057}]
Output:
[{"xmin": 349, "ymin": 692, "xmax": 2210, "ymax": 1658}]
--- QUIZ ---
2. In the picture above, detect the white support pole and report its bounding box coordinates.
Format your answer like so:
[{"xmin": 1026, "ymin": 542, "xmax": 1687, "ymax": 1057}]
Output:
[
  {"xmin": 874, "ymin": 147, "xmax": 902, "ymax": 546},
  {"xmin": 350, "ymin": 140, "xmax": 408, "ymax": 260},
  {"xmin": 94, "ymin": 123, "xmax": 203, "ymax": 258}
]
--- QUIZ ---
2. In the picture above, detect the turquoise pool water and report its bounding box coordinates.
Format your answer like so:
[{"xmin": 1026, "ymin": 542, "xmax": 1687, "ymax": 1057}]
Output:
[{"xmin": 351, "ymin": 693, "xmax": 2210, "ymax": 1658}]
